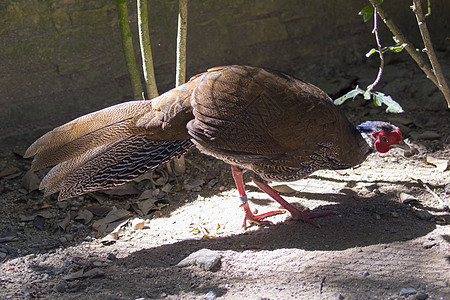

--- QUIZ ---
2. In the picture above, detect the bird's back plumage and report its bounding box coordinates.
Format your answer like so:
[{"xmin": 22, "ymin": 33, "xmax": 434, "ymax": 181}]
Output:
[{"xmin": 26, "ymin": 65, "xmax": 375, "ymax": 200}]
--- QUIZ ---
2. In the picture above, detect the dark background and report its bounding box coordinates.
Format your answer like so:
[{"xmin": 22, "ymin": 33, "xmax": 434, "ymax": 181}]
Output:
[{"xmin": 1, "ymin": 0, "xmax": 449, "ymax": 149}]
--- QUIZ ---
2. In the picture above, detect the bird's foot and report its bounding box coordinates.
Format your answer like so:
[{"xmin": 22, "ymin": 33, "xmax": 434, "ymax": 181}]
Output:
[
  {"xmin": 241, "ymin": 201, "xmax": 285, "ymax": 229},
  {"xmin": 252, "ymin": 178, "xmax": 335, "ymax": 228}
]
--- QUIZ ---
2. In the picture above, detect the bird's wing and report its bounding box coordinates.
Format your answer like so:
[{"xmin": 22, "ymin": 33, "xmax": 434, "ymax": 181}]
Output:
[{"xmin": 186, "ymin": 65, "xmax": 344, "ymax": 165}]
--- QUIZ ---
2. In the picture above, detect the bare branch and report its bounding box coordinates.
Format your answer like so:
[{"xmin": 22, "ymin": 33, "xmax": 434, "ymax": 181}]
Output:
[
  {"xmin": 368, "ymin": 0, "xmax": 439, "ymax": 87},
  {"xmin": 367, "ymin": 6, "xmax": 384, "ymax": 93}
]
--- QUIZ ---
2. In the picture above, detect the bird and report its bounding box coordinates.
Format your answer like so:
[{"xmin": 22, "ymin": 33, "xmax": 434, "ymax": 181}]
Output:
[{"xmin": 25, "ymin": 65, "xmax": 408, "ymax": 228}]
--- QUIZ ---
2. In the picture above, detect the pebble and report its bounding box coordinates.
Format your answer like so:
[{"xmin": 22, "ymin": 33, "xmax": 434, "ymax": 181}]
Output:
[
  {"xmin": 332, "ymin": 292, "xmax": 344, "ymax": 299},
  {"xmin": 70, "ymin": 201, "xmax": 82, "ymax": 207},
  {"xmin": 204, "ymin": 291, "xmax": 217, "ymax": 300},
  {"xmin": 399, "ymin": 287, "xmax": 416, "ymax": 296},
  {"xmin": 106, "ymin": 253, "xmax": 117, "ymax": 260},
  {"xmin": 55, "ymin": 281, "xmax": 67, "ymax": 293},
  {"xmin": 176, "ymin": 248, "xmax": 221, "ymax": 271},
  {"xmin": 422, "ymin": 241, "xmax": 436, "ymax": 249},
  {"xmin": 414, "ymin": 210, "xmax": 432, "ymax": 220}
]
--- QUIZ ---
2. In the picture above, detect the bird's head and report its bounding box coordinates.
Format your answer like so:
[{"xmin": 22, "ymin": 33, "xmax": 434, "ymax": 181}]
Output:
[{"xmin": 356, "ymin": 121, "xmax": 409, "ymax": 153}]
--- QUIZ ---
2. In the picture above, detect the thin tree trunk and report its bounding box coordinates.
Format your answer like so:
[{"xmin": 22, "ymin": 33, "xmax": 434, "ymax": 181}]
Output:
[
  {"xmin": 411, "ymin": 0, "xmax": 450, "ymax": 107},
  {"xmin": 116, "ymin": 0, "xmax": 144, "ymax": 100},
  {"xmin": 173, "ymin": 0, "xmax": 188, "ymax": 175},
  {"xmin": 137, "ymin": 0, "xmax": 159, "ymax": 99}
]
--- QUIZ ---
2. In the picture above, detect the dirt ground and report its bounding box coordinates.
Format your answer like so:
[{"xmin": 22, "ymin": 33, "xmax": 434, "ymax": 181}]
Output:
[{"xmin": 1, "ymin": 63, "xmax": 449, "ymax": 299}]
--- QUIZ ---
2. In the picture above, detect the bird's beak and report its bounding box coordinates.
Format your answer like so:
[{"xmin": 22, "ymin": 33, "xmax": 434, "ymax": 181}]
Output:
[{"xmin": 390, "ymin": 140, "xmax": 411, "ymax": 151}]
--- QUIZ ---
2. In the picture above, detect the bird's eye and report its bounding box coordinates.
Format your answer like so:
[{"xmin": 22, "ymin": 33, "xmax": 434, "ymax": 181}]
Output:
[{"xmin": 381, "ymin": 136, "xmax": 389, "ymax": 143}]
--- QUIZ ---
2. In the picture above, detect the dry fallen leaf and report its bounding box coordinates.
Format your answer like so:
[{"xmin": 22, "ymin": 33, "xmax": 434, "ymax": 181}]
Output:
[
  {"xmin": 22, "ymin": 171, "xmax": 41, "ymax": 192},
  {"xmin": 0, "ymin": 167, "xmax": 20, "ymax": 178},
  {"xmin": 426, "ymin": 155, "xmax": 449, "ymax": 172},
  {"xmin": 101, "ymin": 182, "xmax": 141, "ymax": 196},
  {"xmin": 92, "ymin": 207, "xmax": 130, "ymax": 232},
  {"xmin": 75, "ymin": 209, "xmax": 94, "ymax": 225},
  {"xmin": 57, "ymin": 212, "xmax": 71, "ymax": 232},
  {"xmin": 130, "ymin": 218, "xmax": 146, "ymax": 230}
]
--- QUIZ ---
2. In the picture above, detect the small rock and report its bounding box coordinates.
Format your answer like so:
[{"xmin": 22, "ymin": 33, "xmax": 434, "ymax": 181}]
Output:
[
  {"xmin": 414, "ymin": 210, "xmax": 433, "ymax": 220},
  {"xmin": 332, "ymin": 291, "xmax": 344, "ymax": 299},
  {"xmin": 70, "ymin": 201, "xmax": 82, "ymax": 207},
  {"xmin": 363, "ymin": 271, "xmax": 370, "ymax": 277},
  {"xmin": 0, "ymin": 252, "xmax": 7, "ymax": 260},
  {"xmin": 176, "ymin": 249, "xmax": 221, "ymax": 271},
  {"xmin": 399, "ymin": 287, "xmax": 417, "ymax": 296},
  {"xmin": 55, "ymin": 281, "xmax": 67, "ymax": 293},
  {"xmin": 422, "ymin": 241, "xmax": 436, "ymax": 249},
  {"xmin": 204, "ymin": 291, "xmax": 217, "ymax": 300},
  {"xmin": 106, "ymin": 253, "xmax": 117, "ymax": 260},
  {"xmin": 399, "ymin": 192, "xmax": 418, "ymax": 204}
]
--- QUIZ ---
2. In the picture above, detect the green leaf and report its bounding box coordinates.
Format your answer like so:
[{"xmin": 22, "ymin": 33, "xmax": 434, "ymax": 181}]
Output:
[
  {"xmin": 375, "ymin": 0, "xmax": 384, "ymax": 5},
  {"xmin": 373, "ymin": 92, "xmax": 404, "ymax": 113},
  {"xmin": 334, "ymin": 86, "xmax": 364, "ymax": 105},
  {"xmin": 383, "ymin": 43, "xmax": 407, "ymax": 53},
  {"xmin": 365, "ymin": 48, "xmax": 377, "ymax": 58},
  {"xmin": 359, "ymin": 6, "xmax": 374, "ymax": 22}
]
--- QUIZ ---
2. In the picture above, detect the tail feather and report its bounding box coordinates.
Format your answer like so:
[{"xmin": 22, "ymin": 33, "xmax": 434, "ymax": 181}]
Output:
[
  {"xmin": 41, "ymin": 135, "xmax": 193, "ymax": 200},
  {"xmin": 25, "ymin": 101, "xmax": 154, "ymax": 171}
]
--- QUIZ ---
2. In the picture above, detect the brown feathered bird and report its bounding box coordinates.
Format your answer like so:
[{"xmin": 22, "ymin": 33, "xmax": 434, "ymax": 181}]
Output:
[{"xmin": 25, "ymin": 65, "xmax": 407, "ymax": 228}]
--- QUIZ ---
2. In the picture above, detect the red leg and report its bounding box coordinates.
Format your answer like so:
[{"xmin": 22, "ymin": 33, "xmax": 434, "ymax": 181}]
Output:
[
  {"xmin": 252, "ymin": 178, "xmax": 334, "ymax": 228},
  {"xmin": 231, "ymin": 166, "xmax": 284, "ymax": 228}
]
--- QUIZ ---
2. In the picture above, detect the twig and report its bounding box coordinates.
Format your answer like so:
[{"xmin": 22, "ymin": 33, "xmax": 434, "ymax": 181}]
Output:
[
  {"xmin": 415, "ymin": 178, "xmax": 448, "ymax": 210},
  {"xmin": 116, "ymin": 0, "xmax": 144, "ymax": 100},
  {"xmin": 185, "ymin": 157, "xmax": 207, "ymax": 173},
  {"xmin": 367, "ymin": 6, "xmax": 384, "ymax": 93},
  {"xmin": 137, "ymin": 0, "xmax": 159, "ymax": 99},
  {"xmin": 411, "ymin": 0, "xmax": 450, "ymax": 107},
  {"xmin": 319, "ymin": 276, "xmax": 326, "ymax": 294}
]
